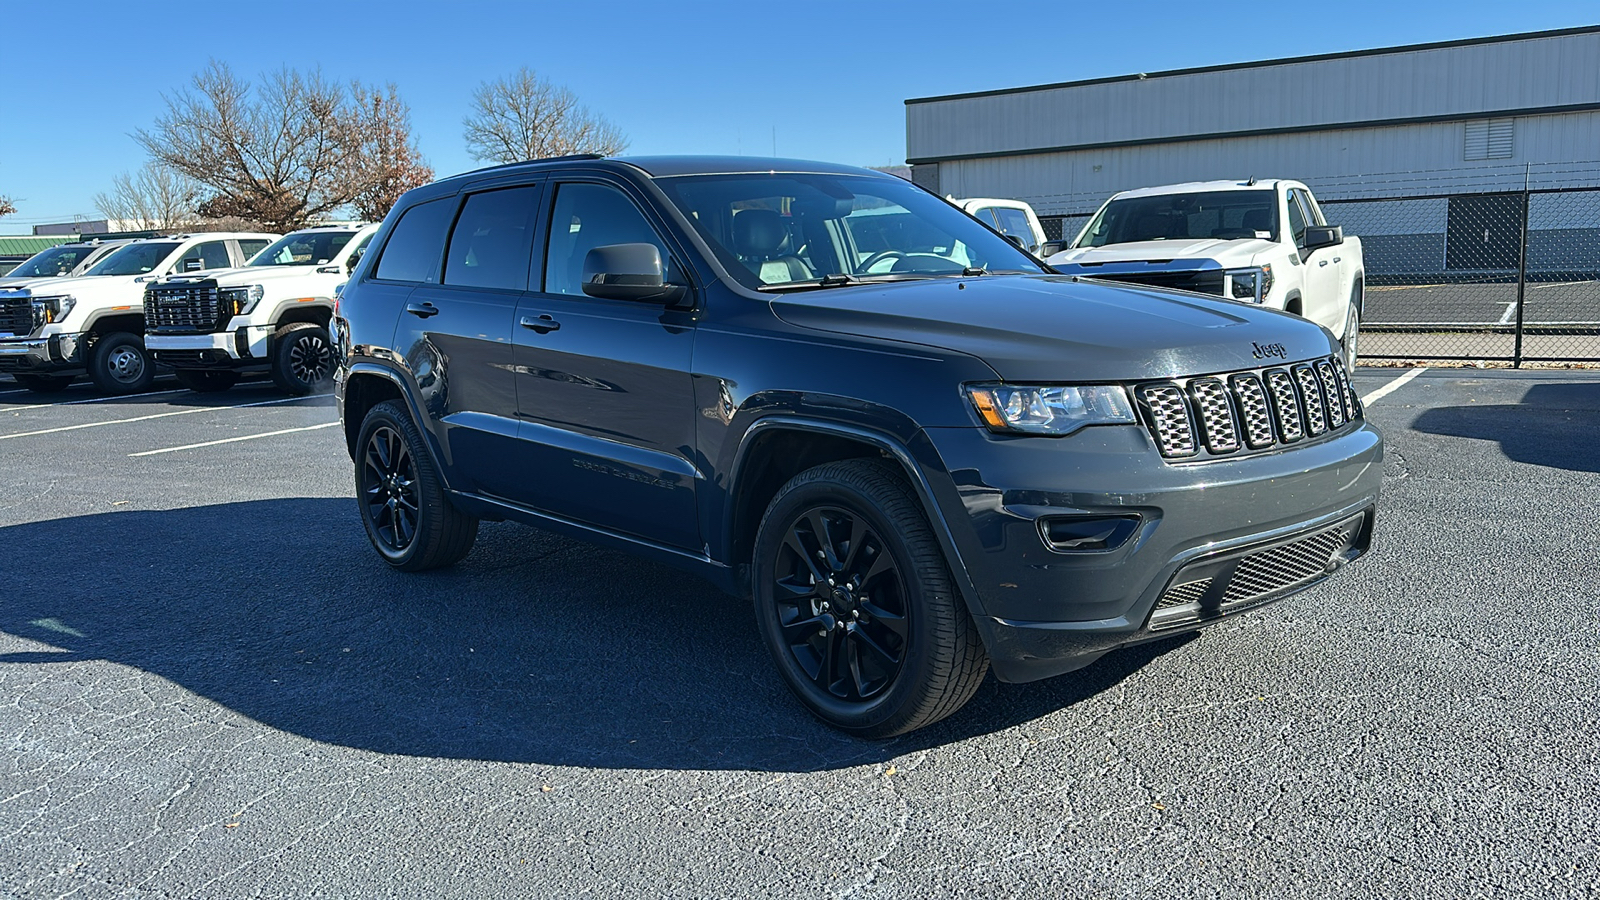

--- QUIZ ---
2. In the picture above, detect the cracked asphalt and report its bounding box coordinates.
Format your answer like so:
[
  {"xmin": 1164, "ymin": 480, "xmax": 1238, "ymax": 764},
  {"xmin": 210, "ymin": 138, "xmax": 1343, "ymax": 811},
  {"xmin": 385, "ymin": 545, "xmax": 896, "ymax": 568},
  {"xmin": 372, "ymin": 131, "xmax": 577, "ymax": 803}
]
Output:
[{"xmin": 0, "ymin": 368, "xmax": 1596, "ymax": 898}]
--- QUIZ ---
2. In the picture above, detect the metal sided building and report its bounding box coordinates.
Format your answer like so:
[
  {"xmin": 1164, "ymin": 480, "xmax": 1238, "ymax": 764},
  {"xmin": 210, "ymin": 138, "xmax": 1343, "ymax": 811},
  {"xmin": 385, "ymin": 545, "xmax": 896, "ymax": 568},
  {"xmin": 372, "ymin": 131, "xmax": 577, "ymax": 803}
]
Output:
[{"xmin": 905, "ymin": 27, "xmax": 1600, "ymax": 279}]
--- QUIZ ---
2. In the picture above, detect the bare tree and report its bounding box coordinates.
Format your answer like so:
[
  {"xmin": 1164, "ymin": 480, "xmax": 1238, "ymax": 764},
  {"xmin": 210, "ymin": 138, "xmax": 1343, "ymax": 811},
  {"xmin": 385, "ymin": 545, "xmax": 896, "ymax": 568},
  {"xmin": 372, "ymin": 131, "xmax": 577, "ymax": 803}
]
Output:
[
  {"xmin": 462, "ymin": 68, "xmax": 628, "ymax": 164},
  {"xmin": 94, "ymin": 163, "xmax": 202, "ymax": 232},
  {"xmin": 136, "ymin": 61, "xmax": 364, "ymax": 232},
  {"xmin": 349, "ymin": 83, "xmax": 434, "ymax": 222}
]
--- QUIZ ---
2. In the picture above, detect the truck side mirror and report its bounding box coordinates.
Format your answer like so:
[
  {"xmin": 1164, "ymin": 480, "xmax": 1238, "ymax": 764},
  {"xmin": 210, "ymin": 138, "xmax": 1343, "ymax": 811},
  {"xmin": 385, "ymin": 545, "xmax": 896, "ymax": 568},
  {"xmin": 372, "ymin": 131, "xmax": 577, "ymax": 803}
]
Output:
[
  {"xmin": 1304, "ymin": 225, "xmax": 1343, "ymax": 251},
  {"xmin": 581, "ymin": 243, "xmax": 687, "ymax": 304},
  {"xmin": 1041, "ymin": 241, "xmax": 1066, "ymax": 258}
]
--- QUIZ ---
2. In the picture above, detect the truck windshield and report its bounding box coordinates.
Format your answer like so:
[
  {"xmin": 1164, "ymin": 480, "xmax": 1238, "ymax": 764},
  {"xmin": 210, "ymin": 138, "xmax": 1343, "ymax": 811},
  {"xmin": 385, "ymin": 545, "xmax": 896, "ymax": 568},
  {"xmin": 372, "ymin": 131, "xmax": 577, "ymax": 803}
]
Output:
[
  {"xmin": 249, "ymin": 231, "xmax": 358, "ymax": 267},
  {"xmin": 84, "ymin": 242, "xmax": 182, "ymax": 276},
  {"xmin": 7, "ymin": 245, "xmax": 96, "ymax": 278},
  {"xmin": 655, "ymin": 172, "xmax": 1045, "ymax": 290},
  {"xmin": 1075, "ymin": 190, "xmax": 1278, "ymax": 247}
]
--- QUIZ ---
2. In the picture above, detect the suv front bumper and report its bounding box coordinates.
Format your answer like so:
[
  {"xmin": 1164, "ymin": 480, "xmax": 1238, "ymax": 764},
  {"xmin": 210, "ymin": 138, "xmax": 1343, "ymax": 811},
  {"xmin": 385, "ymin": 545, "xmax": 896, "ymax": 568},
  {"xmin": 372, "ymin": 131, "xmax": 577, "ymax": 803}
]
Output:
[
  {"xmin": 918, "ymin": 421, "xmax": 1384, "ymax": 683},
  {"xmin": 0, "ymin": 333, "xmax": 85, "ymax": 372}
]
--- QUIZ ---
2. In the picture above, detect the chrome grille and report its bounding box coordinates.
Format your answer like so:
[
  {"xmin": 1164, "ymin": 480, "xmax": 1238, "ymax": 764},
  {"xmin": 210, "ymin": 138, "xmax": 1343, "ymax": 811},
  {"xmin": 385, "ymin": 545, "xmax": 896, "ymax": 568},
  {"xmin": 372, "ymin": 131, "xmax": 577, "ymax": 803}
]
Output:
[
  {"xmin": 1315, "ymin": 360, "xmax": 1346, "ymax": 428},
  {"xmin": 0, "ymin": 297, "xmax": 38, "ymax": 335},
  {"xmin": 1139, "ymin": 384, "xmax": 1196, "ymax": 458},
  {"xmin": 1230, "ymin": 373, "xmax": 1275, "ymax": 449},
  {"xmin": 144, "ymin": 284, "xmax": 222, "ymax": 333},
  {"xmin": 1136, "ymin": 355, "xmax": 1360, "ymax": 463},
  {"xmin": 1294, "ymin": 365, "xmax": 1327, "ymax": 436},
  {"xmin": 1157, "ymin": 579, "xmax": 1212, "ymax": 609},
  {"xmin": 1221, "ymin": 523, "xmax": 1355, "ymax": 603}
]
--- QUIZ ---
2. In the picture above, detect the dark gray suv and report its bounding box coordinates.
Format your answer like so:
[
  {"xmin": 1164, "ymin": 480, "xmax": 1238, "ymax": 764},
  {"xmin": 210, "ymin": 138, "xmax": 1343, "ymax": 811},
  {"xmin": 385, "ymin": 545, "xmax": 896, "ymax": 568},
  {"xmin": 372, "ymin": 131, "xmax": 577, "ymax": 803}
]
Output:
[{"xmin": 333, "ymin": 155, "xmax": 1383, "ymax": 737}]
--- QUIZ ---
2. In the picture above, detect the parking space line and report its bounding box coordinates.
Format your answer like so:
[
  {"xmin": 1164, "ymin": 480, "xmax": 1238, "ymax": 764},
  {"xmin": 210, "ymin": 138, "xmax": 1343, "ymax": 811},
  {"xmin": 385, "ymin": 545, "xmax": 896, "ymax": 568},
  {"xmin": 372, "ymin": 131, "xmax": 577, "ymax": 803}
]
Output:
[
  {"xmin": 1498, "ymin": 302, "xmax": 1518, "ymax": 325},
  {"xmin": 1360, "ymin": 367, "xmax": 1428, "ymax": 406},
  {"xmin": 129, "ymin": 421, "xmax": 340, "ymax": 456},
  {"xmin": 0, "ymin": 396, "xmax": 321, "ymax": 441},
  {"xmin": 1, "ymin": 388, "xmax": 191, "ymax": 411}
]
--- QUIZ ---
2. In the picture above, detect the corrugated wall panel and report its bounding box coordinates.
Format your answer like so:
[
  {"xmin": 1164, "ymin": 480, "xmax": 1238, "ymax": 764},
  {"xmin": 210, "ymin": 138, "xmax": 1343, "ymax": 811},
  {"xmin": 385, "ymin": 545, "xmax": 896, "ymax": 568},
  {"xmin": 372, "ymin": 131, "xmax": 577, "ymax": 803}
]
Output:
[{"xmin": 907, "ymin": 30, "xmax": 1600, "ymax": 162}]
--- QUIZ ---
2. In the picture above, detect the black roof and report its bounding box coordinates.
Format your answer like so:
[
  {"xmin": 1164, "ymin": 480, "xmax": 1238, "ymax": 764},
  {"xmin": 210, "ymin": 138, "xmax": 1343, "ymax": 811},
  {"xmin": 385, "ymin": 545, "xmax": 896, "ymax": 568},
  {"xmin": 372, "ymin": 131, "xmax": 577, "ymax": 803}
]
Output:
[
  {"xmin": 906, "ymin": 24, "xmax": 1600, "ymax": 106},
  {"xmin": 437, "ymin": 154, "xmax": 885, "ymax": 187}
]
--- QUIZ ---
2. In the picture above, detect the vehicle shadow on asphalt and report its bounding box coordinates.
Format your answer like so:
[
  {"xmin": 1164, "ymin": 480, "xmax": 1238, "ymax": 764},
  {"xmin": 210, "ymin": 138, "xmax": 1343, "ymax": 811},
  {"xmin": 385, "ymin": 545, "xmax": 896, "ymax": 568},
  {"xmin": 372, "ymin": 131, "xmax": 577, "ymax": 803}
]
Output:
[
  {"xmin": 1410, "ymin": 382, "xmax": 1600, "ymax": 473},
  {"xmin": 0, "ymin": 499, "xmax": 1190, "ymax": 772}
]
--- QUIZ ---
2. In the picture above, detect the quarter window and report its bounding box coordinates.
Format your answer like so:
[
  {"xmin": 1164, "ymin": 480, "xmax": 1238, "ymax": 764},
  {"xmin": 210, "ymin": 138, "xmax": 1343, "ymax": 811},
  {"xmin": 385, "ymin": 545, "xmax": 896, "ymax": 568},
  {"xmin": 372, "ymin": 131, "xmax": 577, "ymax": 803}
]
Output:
[
  {"xmin": 444, "ymin": 187, "xmax": 540, "ymax": 291},
  {"xmin": 375, "ymin": 197, "xmax": 456, "ymax": 283},
  {"xmin": 543, "ymin": 183, "xmax": 673, "ymax": 297}
]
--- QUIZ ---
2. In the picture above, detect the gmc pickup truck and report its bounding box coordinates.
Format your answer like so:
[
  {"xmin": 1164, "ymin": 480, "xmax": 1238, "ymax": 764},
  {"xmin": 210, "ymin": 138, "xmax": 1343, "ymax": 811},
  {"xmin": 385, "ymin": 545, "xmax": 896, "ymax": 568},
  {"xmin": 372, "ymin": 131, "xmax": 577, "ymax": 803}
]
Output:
[{"xmin": 1048, "ymin": 180, "xmax": 1365, "ymax": 368}]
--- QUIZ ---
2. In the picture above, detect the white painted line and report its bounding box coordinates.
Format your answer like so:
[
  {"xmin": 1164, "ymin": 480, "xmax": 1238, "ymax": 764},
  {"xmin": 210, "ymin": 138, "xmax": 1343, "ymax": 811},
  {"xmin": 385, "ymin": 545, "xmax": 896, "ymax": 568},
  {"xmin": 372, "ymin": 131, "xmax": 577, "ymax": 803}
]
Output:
[
  {"xmin": 1497, "ymin": 302, "xmax": 1518, "ymax": 325},
  {"xmin": 129, "ymin": 421, "xmax": 340, "ymax": 456},
  {"xmin": 2, "ymin": 388, "xmax": 190, "ymax": 411},
  {"xmin": 0, "ymin": 395, "xmax": 320, "ymax": 441},
  {"xmin": 1360, "ymin": 367, "xmax": 1428, "ymax": 406}
]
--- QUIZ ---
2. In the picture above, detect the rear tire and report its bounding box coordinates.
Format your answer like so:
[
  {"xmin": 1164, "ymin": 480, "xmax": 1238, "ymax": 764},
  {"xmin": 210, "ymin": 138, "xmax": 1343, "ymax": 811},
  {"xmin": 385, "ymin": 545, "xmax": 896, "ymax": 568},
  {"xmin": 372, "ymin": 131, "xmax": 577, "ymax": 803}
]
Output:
[
  {"xmin": 13, "ymin": 374, "xmax": 74, "ymax": 394},
  {"xmin": 172, "ymin": 369, "xmax": 240, "ymax": 393},
  {"xmin": 751, "ymin": 459, "xmax": 988, "ymax": 738},
  {"xmin": 270, "ymin": 322, "xmax": 335, "ymax": 395},
  {"xmin": 355, "ymin": 399, "xmax": 478, "ymax": 571},
  {"xmin": 87, "ymin": 332, "xmax": 155, "ymax": 394}
]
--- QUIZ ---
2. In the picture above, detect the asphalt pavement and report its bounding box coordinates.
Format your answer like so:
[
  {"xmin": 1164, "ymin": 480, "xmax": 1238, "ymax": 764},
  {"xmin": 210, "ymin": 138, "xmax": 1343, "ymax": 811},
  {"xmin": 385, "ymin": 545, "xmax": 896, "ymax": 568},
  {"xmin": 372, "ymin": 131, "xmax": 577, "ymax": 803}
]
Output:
[{"xmin": 1, "ymin": 369, "xmax": 1597, "ymax": 898}]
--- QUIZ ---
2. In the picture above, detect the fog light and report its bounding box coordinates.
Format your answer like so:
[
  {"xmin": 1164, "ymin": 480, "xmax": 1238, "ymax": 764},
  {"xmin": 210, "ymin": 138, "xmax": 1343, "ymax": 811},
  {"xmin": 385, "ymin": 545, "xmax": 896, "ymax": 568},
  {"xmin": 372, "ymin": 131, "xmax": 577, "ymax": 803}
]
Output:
[{"xmin": 1039, "ymin": 515, "xmax": 1141, "ymax": 553}]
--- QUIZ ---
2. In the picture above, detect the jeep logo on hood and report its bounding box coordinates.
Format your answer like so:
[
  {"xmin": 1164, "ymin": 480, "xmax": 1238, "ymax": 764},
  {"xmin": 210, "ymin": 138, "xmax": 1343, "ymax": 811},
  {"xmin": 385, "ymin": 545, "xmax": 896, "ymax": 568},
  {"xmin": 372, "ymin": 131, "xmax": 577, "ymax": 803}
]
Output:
[{"xmin": 1251, "ymin": 341, "xmax": 1288, "ymax": 360}]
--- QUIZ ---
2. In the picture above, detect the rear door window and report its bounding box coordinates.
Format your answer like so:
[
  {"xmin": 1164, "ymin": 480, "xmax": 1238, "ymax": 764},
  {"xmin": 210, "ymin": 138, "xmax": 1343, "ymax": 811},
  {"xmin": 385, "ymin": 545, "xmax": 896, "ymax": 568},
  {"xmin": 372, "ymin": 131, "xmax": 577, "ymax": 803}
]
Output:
[
  {"xmin": 444, "ymin": 186, "xmax": 540, "ymax": 291},
  {"xmin": 374, "ymin": 197, "xmax": 456, "ymax": 283}
]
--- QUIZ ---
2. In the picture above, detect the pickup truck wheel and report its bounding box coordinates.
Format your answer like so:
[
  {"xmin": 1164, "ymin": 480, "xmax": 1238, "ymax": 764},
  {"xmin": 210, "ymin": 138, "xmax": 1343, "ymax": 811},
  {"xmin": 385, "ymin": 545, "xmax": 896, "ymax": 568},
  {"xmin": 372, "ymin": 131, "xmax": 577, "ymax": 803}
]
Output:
[
  {"xmin": 355, "ymin": 399, "xmax": 478, "ymax": 571},
  {"xmin": 87, "ymin": 332, "xmax": 155, "ymax": 394},
  {"xmin": 13, "ymin": 374, "xmax": 74, "ymax": 393},
  {"xmin": 1341, "ymin": 297, "xmax": 1361, "ymax": 370},
  {"xmin": 172, "ymin": 369, "xmax": 240, "ymax": 393},
  {"xmin": 752, "ymin": 459, "xmax": 988, "ymax": 738},
  {"xmin": 271, "ymin": 322, "xmax": 335, "ymax": 395}
]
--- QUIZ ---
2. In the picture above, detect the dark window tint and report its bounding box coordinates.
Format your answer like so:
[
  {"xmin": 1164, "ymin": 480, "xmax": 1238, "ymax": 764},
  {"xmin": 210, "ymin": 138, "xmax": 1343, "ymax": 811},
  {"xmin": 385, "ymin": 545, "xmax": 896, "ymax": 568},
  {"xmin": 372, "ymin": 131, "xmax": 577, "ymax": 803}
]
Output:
[
  {"xmin": 239, "ymin": 239, "xmax": 270, "ymax": 261},
  {"xmin": 176, "ymin": 240, "xmax": 230, "ymax": 272},
  {"xmin": 1286, "ymin": 192, "xmax": 1308, "ymax": 249},
  {"xmin": 345, "ymin": 232, "xmax": 375, "ymax": 270},
  {"xmin": 9, "ymin": 245, "xmax": 95, "ymax": 278},
  {"xmin": 444, "ymin": 186, "xmax": 539, "ymax": 291},
  {"xmin": 544, "ymin": 183, "xmax": 671, "ymax": 297},
  {"xmin": 375, "ymin": 197, "xmax": 456, "ymax": 283}
]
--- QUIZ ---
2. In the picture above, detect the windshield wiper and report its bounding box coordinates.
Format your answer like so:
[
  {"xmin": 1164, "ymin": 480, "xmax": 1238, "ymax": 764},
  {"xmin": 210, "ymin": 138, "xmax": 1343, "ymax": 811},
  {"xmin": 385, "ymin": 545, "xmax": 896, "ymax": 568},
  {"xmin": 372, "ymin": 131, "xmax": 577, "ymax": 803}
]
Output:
[{"xmin": 756, "ymin": 273, "xmax": 934, "ymax": 292}]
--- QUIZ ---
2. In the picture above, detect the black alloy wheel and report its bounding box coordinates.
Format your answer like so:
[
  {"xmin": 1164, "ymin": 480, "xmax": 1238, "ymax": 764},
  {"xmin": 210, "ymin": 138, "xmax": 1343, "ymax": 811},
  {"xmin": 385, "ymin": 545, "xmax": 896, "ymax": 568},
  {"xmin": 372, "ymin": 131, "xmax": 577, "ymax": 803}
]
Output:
[
  {"xmin": 752, "ymin": 459, "xmax": 989, "ymax": 738},
  {"xmin": 772, "ymin": 506, "xmax": 909, "ymax": 703},
  {"xmin": 271, "ymin": 322, "xmax": 334, "ymax": 395},
  {"xmin": 354, "ymin": 400, "xmax": 478, "ymax": 571}
]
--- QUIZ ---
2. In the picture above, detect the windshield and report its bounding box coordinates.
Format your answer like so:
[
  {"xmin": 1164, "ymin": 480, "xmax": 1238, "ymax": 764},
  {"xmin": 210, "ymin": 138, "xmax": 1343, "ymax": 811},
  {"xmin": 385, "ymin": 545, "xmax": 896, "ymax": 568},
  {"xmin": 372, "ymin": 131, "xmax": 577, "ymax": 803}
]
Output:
[
  {"xmin": 9, "ymin": 245, "xmax": 97, "ymax": 279},
  {"xmin": 85, "ymin": 242, "xmax": 181, "ymax": 276},
  {"xmin": 1075, "ymin": 190, "xmax": 1279, "ymax": 248},
  {"xmin": 654, "ymin": 172, "xmax": 1045, "ymax": 289},
  {"xmin": 249, "ymin": 231, "xmax": 358, "ymax": 267}
]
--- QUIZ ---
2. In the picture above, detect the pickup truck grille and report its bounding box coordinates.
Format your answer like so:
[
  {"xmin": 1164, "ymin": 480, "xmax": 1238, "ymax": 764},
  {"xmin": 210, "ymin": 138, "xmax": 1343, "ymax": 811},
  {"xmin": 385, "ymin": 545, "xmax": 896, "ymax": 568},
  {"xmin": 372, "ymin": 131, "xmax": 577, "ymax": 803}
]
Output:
[
  {"xmin": 1090, "ymin": 270, "xmax": 1226, "ymax": 295},
  {"xmin": 1135, "ymin": 355, "xmax": 1361, "ymax": 461},
  {"xmin": 144, "ymin": 283, "xmax": 223, "ymax": 333},
  {"xmin": 0, "ymin": 297, "xmax": 40, "ymax": 336}
]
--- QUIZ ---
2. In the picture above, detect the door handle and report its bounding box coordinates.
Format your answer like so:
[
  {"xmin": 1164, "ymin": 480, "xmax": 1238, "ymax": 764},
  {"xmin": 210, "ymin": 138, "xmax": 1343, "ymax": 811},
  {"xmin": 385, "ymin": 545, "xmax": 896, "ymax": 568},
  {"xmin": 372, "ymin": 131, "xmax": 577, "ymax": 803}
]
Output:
[
  {"xmin": 405, "ymin": 301, "xmax": 439, "ymax": 318},
  {"xmin": 1319, "ymin": 260, "xmax": 1329, "ymax": 267},
  {"xmin": 521, "ymin": 314, "xmax": 561, "ymax": 334},
  {"xmin": 1333, "ymin": 257, "xmax": 1341, "ymax": 263}
]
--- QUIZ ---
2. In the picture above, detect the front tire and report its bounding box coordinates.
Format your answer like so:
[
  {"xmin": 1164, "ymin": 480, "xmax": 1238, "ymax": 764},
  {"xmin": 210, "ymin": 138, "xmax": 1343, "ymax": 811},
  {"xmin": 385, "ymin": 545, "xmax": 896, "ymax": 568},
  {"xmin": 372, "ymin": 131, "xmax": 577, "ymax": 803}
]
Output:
[
  {"xmin": 270, "ymin": 322, "xmax": 335, "ymax": 395},
  {"xmin": 355, "ymin": 399, "xmax": 478, "ymax": 571},
  {"xmin": 1341, "ymin": 288, "xmax": 1362, "ymax": 371},
  {"xmin": 13, "ymin": 374, "xmax": 74, "ymax": 394},
  {"xmin": 752, "ymin": 459, "xmax": 988, "ymax": 738},
  {"xmin": 172, "ymin": 369, "xmax": 240, "ymax": 393},
  {"xmin": 87, "ymin": 332, "xmax": 155, "ymax": 394}
]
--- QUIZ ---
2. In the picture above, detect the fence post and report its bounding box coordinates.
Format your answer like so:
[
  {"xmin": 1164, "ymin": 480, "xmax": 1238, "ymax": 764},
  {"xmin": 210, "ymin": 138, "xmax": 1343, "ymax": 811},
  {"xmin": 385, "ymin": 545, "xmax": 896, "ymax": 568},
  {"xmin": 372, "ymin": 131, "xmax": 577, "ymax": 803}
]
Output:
[{"xmin": 1512, "ymin": 163, "xmax": 1531, "ymax": 368}]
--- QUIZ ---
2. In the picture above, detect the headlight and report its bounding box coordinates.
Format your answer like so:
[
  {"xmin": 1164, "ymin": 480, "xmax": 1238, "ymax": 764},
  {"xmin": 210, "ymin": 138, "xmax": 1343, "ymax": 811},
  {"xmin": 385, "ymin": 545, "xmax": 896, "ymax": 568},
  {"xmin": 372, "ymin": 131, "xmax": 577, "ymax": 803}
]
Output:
[
  {"xmin": 219, "ymin": 284, "xmax": 265, "ymax": 315},
  {"xmin": 1226, "ymin": 265, "xmax": 1273, "ymax": 302},
  {"xmin": 31, "ymin": 295, "xmax": 75, "ymax": 324},
  {"xmin": 966, "ymin": 384, "xmax": 1137, "ymax": 435}
]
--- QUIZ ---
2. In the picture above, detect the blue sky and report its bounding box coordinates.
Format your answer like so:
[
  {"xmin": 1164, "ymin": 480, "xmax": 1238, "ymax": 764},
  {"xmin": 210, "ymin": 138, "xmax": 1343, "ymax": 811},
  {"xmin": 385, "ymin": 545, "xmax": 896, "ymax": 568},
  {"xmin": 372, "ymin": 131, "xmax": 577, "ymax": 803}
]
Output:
[{"xmin": 3, "ymin": 1, "xmax": 1594, "ymax": 228}]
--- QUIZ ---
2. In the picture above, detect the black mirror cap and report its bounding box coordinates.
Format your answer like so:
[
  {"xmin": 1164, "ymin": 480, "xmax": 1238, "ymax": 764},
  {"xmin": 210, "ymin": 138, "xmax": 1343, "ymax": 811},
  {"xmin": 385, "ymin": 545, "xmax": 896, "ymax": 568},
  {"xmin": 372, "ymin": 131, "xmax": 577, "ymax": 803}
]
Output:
[
  {"xmin": 581, "ymin": 242, "xmax": 686, "ymax": 303},
  {"xmin": 1305, "ymin": 224, "xmax": 1343, "ymax": 251},
  {"xmin": 1004, "ymin": 234, "xmax": 1026, "ymax": 249}
]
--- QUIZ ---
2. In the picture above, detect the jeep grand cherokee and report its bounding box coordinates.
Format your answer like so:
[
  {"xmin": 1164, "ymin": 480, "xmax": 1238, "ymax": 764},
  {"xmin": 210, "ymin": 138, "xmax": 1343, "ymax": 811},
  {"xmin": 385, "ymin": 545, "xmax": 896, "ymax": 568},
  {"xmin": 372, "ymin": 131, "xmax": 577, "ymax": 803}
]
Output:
[{"xmin": 333, "ymin": 155, "xmax": 1383, "ymax": 737}]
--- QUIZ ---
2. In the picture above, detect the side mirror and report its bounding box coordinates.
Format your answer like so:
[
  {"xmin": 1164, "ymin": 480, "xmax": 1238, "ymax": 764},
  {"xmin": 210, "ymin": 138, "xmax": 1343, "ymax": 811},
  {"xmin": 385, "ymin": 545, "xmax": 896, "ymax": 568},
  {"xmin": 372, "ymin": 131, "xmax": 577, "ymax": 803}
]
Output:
[
  {"xmin": 181, "ymin": 258, "xmax": 204, "ymax": 272},
  {"xmin": 1040, "ymin": 240, "xmax": 1066, "ymax": 258},
  {"xmin": 581, "ymin": 243, "xmax": 686, "ymax": 304},
  {"xmin": 317, "ymin": 265, "xmax": 342, "ymax": 274},
  {"xmin": 1305, "ymin": 225, "xmax": 1343, "ymax": 251}
]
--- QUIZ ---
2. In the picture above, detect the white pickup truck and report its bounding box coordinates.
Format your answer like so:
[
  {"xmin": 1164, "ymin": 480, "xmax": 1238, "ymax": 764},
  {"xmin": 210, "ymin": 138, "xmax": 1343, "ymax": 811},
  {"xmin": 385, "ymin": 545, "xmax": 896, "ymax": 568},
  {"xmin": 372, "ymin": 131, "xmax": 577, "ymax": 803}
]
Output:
[
  {"xmin": 145, "ymin": 223, "xmax": 377, "ymax": 394},
  {"xmin": 1047, "ymin": 180, "xmax": 1364, "ymax": 367},
  {"xmin": 0, "ymin": 239, "xmax": 137, "ymax": 289}
]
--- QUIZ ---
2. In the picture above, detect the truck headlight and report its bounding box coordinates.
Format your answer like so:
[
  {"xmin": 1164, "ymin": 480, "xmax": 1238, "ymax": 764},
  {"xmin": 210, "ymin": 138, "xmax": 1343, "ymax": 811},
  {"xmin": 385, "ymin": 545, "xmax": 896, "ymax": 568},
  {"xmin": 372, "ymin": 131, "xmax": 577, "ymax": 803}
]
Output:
[
  {"xmin": 1226, "ymin": 265, "xmax": 1273, "ymax": 302},
  {"xmin": 967, "ymin": 384, "xmax": 1137, "ymax": 435},
  {"xmin": 220, "ymin": 284, "xmax": 265, "ymax": 315},
  {"xmin": 32, "ymin": 296, "xmax": 75, "ymax": 324}
]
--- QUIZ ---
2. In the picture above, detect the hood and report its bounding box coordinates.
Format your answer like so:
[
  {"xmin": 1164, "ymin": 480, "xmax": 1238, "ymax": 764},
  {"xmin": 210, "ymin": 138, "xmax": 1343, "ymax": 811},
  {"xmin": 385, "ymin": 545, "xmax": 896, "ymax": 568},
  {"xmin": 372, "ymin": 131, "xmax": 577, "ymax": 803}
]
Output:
[
  {"xmin": 0, "ymin": 274, "xmax": 127, "ymax": 300},
  {"xmin": 153, "ymin": 265, "xmax": 342, "ymax": 291},
  {"xmin": 770, "ymin": 275, "xmax": 1337, "ymax": 382},
  {"xmin": 1048, "ymin": 238, "xmax": 1276, "ymax": 268},
  {"xmin": 0, "ymin": 274, "xmax": 71, "ymax": 291}
]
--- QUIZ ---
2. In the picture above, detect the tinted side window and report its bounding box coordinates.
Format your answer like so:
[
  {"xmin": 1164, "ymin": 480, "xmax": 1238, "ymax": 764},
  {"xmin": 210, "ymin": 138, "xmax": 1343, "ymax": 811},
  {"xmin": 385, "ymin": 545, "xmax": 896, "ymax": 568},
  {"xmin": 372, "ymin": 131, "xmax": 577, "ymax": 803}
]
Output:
[
  {"xmin": 239, "ymin": 239, "xmax": 270, "ymax": 261},
  {"xmin": 375, "ymin": 197, "xmax": 456, "ymax": 283},
  {"xmin": 544, "ymin": 183, "xmax": 673, "ymax": 297},
  {"xmin": 345, "ymin": 232, "xmax": 375, "ymax": 270},
  {"xmin": 444, "ymin": 186, "xmax": 539, "ymax": 291},
  {"xmin": 1286, "ymin": 193, "xmax": 1308, "ymax": 249}
]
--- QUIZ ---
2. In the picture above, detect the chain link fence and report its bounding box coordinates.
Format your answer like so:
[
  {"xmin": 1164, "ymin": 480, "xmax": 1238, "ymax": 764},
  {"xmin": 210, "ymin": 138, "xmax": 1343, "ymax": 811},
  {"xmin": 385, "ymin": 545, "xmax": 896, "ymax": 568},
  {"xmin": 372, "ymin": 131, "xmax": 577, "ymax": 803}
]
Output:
[{"xmin": 1038, "ymin": 162, "xmax": 1600, "ymax": 365}]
